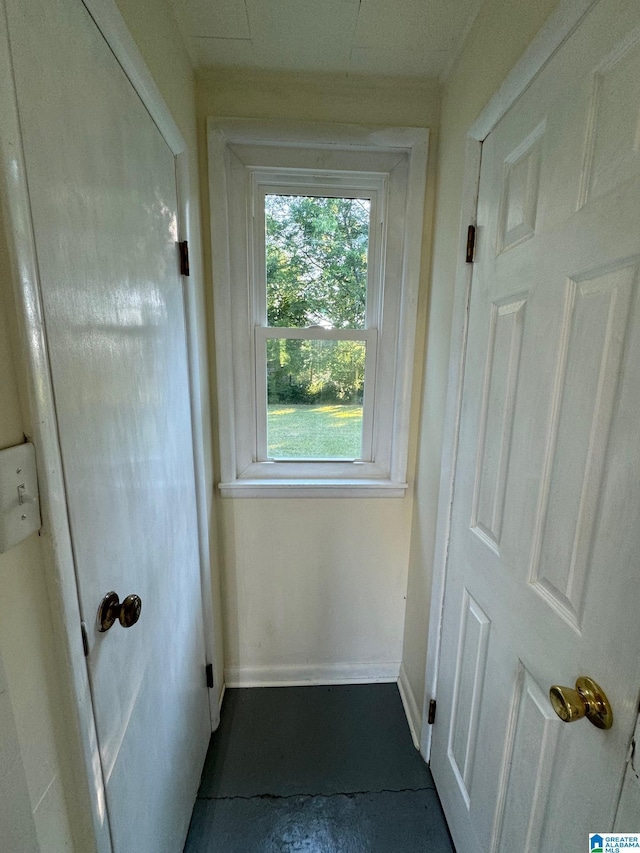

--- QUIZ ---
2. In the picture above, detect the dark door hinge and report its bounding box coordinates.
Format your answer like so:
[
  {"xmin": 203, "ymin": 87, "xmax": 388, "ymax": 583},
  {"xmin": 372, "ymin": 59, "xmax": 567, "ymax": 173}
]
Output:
[
  {"xmin": 179, "ymin": 240, "xmax": 190, "ymax": 276},
  {"xmin": 466, "ymin": 224, "xmax": 476, "ymax": 264},
  {"xmin": 428, "ymin": 698, "xmax": 437, "ymax": 725},
  {"xmin": 81, "ymin": 621, "xmax": 89, "ymax": 658},
  {"xmin": 206, "ymin": 663, "xmax": 214, "ymax": 689}
]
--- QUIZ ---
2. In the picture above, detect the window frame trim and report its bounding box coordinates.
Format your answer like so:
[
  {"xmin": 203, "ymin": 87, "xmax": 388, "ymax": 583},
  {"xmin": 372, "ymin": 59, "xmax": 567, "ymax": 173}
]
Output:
[
  {"xmin": 253, "ymin": 171, "xmax": 384, "ymax": 467},
  {"xmin": 208, "ymin": 119, "xmax": 429, "ymax": 498}
]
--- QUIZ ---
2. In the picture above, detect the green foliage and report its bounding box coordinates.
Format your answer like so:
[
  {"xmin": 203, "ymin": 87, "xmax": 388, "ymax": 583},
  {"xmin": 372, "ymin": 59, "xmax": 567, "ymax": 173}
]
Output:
[
  {"xmin": 266, "ymin": 194, "xmax": 369, "ymax": 328},
  {"xmin": 267, "ymin": 339, "xmax": 365, "ymax": 406},
  {"xmin": 265, "ymin": 195, "xmax": 369, "ymax": 405}
]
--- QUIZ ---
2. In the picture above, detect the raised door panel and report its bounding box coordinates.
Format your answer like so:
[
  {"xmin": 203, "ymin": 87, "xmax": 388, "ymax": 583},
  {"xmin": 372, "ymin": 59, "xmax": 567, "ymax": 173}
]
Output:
[
  {"xmin": 579, "ymin": 29, "xmax": 640, "ymax": 206},
  {"xmin": 530, "ymin": 262, "xmax": 637, "ymax": 629},
  {"xmin": 493, "ymin": 668, "xmax": 561, "ymax": 853},
  {"xmin": 497, "ymin": 123, "xmax": 545, "ymax": 254},
  {"xmin": 472, "ymin": 296, "xmax": 527, "ymax": 552},
  {"xmin": 448, "ymin": 590, "xmax": 491, "ymax": 806}
]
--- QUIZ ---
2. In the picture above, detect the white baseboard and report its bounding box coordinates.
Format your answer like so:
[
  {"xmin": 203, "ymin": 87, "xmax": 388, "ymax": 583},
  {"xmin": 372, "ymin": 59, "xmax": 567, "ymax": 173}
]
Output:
[
  {"xmin": 224, "ymin": 661, "xmax": 401, "ymax": 688},
  {"xmin": 398, "ymin": 663, "xmax": 421, "ymax": 750}
]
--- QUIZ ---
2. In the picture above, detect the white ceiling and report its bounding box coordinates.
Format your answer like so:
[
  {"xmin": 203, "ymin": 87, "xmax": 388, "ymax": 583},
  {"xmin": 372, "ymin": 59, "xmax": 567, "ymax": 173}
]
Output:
[{"xmin": 170, "ymin": 0, "xmax": 485, "ymax": 78}]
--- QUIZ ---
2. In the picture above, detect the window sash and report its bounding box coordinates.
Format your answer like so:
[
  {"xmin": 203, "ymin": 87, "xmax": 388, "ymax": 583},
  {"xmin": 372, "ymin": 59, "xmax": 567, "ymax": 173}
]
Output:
[
  {"xmin": 252, "ymin": 173, "xmax": 384, "ymax": 467},
  {"xmin": 255, "ymin": 326, "xmax": 378, "ymax": 462},
  {"xmin": 251, "ymin": 174, "xmax": 385, "ymax": 332}
]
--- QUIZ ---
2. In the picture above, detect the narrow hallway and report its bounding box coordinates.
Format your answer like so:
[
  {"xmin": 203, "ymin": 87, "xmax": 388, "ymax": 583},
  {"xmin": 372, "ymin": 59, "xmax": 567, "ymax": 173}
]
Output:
[{"xmin": 185, "ymin": 684, "xmax": 454, "ymax": 851}]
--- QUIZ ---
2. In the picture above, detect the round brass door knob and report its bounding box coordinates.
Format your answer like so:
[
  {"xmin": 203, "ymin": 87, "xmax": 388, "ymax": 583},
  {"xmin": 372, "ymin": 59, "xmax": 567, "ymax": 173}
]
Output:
[
  {"xmin": 549, "ymin": 676, "xmax": 613, "ymax": 730},
  {"xmin": 97, "ymin": 591, "xmax": 142, "ymax": 632}
]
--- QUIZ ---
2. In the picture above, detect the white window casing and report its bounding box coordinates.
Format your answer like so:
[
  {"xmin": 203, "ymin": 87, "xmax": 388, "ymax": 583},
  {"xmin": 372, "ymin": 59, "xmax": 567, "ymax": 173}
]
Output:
[{"xmin": 208, "ymin": 119, "xmax": 429, "ymax": 498}]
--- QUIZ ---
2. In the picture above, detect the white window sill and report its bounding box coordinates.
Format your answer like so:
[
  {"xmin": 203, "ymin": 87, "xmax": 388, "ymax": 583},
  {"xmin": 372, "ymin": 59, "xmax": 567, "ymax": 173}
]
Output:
[{"xmin": 218, "ymin": 479, "xmax": 408, "ymax": 498}]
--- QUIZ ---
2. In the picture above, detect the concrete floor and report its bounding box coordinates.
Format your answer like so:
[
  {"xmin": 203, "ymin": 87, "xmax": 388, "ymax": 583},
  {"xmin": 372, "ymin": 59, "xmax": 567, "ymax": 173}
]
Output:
[{"xmin": 184, "ymin": 684, "xmax": 455, "ymax": 852}]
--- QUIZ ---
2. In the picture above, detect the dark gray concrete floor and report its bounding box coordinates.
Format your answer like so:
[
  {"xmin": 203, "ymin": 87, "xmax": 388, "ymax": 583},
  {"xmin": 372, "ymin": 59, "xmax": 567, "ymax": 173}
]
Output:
[{"xmin": 184, "ymin": 684, "xmax": 455, "ymax": 852}]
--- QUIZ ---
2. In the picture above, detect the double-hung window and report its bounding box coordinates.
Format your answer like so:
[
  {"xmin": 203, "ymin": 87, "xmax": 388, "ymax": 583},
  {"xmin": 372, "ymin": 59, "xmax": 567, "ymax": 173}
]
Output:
[
  {"xmin": 255, "ymin": 175, "xmax": 382, "ymax": 466},
  {"xmin": 209, "ymin": 121, "xmax": 428, "ymax": 497}
]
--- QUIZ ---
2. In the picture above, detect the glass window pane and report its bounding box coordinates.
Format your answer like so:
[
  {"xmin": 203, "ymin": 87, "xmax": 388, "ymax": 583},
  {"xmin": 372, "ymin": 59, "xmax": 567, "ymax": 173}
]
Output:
[
  {"xmin": 266, "ymin": 338, "xmax": 365, "ymax": 459},
  {"xmin": 265, "ymin": 194, "xmax": 370, "ymax": 329}
]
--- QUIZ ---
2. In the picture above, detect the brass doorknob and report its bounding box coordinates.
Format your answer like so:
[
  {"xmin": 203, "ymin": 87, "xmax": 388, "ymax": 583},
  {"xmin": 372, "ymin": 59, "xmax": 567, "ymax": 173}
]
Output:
[
  {"xmin": 549, "ymin": 676, "xmax": 613, "ymax": 730},
  {"xmin": 97, "ymin": 591, "xmax": 142, "ymax": 632}
]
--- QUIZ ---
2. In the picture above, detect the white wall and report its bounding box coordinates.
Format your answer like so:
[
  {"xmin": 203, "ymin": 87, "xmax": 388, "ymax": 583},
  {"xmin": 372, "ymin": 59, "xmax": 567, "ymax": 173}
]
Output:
[
  {"xmin": 0, "ymin": 644, "xmax": 39, "ymax": 853},
  {"xmin": 0, "ymin": 207, "xmax": 83, "ymax": 850},
  {"xmin": 197, "ymin": 71, "xmax": 440, "ymax": 687},
  {"xmin": 400, "ymin": 0, "xmax": 564, "ymax": 742},
  {"xmin": 221, "ymin": 499, "xmax": 413, "ymax": 684}
]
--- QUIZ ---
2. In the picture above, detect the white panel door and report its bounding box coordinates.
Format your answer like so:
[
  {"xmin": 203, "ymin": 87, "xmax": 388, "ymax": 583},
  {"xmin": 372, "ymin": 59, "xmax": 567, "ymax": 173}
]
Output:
[
  {"xmin": 5, "ymin": 0, "xmax": 211, "ymax": 850},
  {"xmin": 432, "ymin": 1, "xmax": 640, "ymax": 851}
]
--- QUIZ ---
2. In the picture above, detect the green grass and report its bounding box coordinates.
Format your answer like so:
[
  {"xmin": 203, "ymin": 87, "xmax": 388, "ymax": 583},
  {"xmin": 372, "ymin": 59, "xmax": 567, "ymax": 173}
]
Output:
[{"xmin": 267, "ymin": 404, "xmax": 363, "ymax": 459}]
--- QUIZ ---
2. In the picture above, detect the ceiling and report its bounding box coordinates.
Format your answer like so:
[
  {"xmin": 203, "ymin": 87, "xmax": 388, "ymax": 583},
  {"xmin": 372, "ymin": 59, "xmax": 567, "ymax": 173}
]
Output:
[{"xmin": 170, "ymin": 0, "xmax": 485, "ymax": 78}]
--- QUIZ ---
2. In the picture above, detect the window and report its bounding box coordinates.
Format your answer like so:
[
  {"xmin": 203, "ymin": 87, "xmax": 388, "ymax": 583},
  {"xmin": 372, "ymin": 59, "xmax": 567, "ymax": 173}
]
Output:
[
  {"xmin": 258, "ymin": 185, "xmax": 379, "ymax": 464},
  {"xmin": 209, "ymin": 121, "xmax": 429, "ymax": 497}
]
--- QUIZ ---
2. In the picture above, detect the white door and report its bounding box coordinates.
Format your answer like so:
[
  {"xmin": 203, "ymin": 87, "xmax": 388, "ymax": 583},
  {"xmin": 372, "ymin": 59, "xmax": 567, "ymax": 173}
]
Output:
[
  {"xmin": 431, "ymin": 1, "xmax": 640, "ymax": 851},
  {"xmin": 5, "ymin": 0, "xmax": 211, "ymax": 850}
]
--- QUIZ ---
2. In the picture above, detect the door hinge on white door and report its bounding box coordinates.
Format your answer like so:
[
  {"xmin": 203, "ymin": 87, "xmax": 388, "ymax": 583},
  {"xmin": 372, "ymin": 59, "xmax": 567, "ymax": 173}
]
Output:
[
  {"xmin": 428, "ymin": 699, "xmax": 437, "ymax": 725},
  {"xmin": 465, "ymin": 225, "xmax": 476, "ymax": 263},
  {"xmin": 205, "ymin": 663, "xmax": 214, "ymax": 689},
  {"xmin": 178, "ymin": 240, "xmax": 190, "ymax": 276},
  {"xmin": 80, "ymin": 621, "xmax": 89, "ymax": 657}
]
